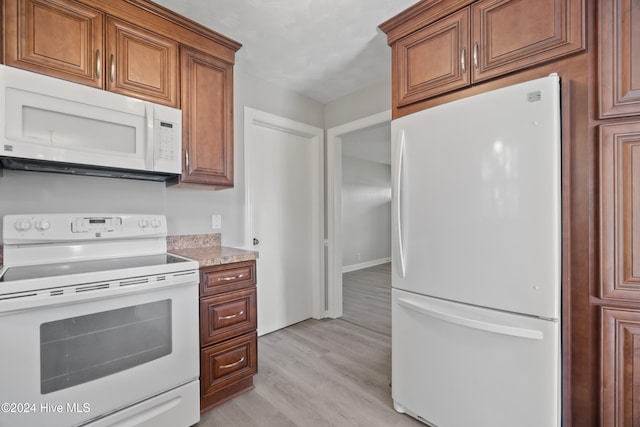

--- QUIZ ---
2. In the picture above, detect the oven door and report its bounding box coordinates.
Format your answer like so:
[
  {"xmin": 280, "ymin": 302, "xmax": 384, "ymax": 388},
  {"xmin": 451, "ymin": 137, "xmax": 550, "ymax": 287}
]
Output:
[{"xmin": 0, "ymin": 278, "xmax": 199, "ymax": 427}]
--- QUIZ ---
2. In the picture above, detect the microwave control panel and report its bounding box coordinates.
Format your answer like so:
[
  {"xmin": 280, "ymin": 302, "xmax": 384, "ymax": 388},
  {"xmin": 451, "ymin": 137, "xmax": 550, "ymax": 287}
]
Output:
[
  {"xmin": 157, "ymin": 122, "xmax": 177, "ymax": 162},
  {"xmin": 153, "ymin": 104, "xmax": 182, "ymax": 174}
]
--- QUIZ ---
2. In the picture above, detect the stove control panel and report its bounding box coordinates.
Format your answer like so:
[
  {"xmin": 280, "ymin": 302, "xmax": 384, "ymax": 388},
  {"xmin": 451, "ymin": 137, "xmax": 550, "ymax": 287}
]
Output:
[
  {"xmin": 71, "ymin": 216, "xmax": 123, "ymax": 233},
  {"xmin": 2, "ymin": 214, "xmax": 167, "ymax": 243}
]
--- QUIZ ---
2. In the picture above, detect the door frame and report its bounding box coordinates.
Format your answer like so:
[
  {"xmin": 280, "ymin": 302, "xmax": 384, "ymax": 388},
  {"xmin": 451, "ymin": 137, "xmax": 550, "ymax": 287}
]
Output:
[
  {"xmin": 326, "ymin": 110, "xmax": 391, "ymax": 318},
  {"xmin": 244, "ymin": 106, "xmax": 325, "ymax": 320}
]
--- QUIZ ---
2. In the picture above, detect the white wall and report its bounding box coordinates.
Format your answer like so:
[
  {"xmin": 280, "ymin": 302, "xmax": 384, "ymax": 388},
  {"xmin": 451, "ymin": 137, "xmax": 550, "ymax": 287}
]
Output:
[
  {"xmin": 165, "ymin": 68, "xmax": 324, "ymax": 246},
  {"xmin": 341, "ymin": 154, "xmax": 391, "ymax": 269},
  {"xmin": 0, "ymin": 68, "xmax": 324, "ymax": 245},
  {"xmin": 324, "ymin": 79, "xmax": 391, "ymax": 129}
]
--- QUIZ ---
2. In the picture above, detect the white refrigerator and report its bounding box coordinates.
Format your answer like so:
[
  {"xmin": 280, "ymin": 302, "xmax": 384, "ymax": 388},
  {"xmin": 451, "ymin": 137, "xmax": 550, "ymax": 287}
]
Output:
[{"xmin": 391, "ymin": 75, "xmax": 561, "ymax": 427}]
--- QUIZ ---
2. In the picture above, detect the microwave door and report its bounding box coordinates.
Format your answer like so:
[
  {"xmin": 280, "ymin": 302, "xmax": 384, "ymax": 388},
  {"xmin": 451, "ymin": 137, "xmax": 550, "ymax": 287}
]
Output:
[{"xmin": 3, "ymin": 80, "xmax": 149, "ymax": 171}]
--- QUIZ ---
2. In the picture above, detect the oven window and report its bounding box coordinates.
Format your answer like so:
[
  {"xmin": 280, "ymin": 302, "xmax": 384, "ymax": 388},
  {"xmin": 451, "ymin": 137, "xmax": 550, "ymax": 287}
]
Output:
[{"xmin": 40, "ymin": 300, "xmax": 172, "ymax": 394}]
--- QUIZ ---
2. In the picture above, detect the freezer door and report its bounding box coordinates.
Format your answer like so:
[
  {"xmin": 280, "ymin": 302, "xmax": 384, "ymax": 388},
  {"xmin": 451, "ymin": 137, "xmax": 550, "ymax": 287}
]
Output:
[
  {"xmin": 392, "ymin": 289, "xmax": 560, "ymax": 427},
  {"xmin": 391, "ymin": 75, "xmax": 561, "ymax": 319}
]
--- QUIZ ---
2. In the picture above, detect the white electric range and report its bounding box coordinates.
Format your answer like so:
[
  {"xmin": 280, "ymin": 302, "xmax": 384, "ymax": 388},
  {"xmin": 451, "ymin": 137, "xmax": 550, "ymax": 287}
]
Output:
[{"xmin": 0, "ymin": 213, "xmax": 200, "ymax": 427}]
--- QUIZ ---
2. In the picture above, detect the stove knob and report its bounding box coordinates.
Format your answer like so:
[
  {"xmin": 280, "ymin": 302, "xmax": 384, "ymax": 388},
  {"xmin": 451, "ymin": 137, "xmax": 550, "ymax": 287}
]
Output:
[
  {"xmin": 35, "ymin": 220, "xmax": 50, "ymax": 231},
  {"xmin": 14, "ymin": 219, "xmax": 32, "ymax": 231},
  {"xmin": 151, "ymin": 219, "xmax": 162, "ymax": 228},
  {"xmin": 138, "ymin": 219, "xmax": 149, "ymax": 228}
]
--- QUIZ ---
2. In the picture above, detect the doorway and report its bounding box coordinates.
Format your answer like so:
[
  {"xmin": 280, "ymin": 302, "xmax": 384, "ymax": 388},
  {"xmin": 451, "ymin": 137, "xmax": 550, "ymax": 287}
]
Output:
[{"xmin": 326, "ymin": 110, "xmax": 391, "ymax": 318}]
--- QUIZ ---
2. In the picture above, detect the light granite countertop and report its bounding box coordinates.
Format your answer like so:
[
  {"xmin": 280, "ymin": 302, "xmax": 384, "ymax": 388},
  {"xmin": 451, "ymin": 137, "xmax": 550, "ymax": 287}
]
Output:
[
  {"xmin": 169, "ymin": 245, "xmax": 258, "ymax": 268},
  {"xmin": 166, "ymin": 233, "xmax": 257, "ymax": 267},
  {"xmin": 0, "ymin": 234, "xmax": 257, "ymax": 270}
]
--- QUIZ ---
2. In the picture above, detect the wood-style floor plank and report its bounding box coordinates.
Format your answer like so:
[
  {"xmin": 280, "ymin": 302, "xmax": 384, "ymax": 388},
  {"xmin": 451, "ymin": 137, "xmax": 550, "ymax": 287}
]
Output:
[
  {"xmin": 342, "ymin": 263, "xmax": 392, "ymax": 336},
  {"xmin": 197, "ymin": 263, "xmax": 421, "ymax": 427}
]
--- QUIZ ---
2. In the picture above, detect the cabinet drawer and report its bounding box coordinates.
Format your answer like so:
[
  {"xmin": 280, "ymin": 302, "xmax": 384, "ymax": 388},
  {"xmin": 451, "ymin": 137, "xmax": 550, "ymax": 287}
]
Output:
[
  {"xmin": 200, "ymin": 260, "xmax": 256, "ymax": 296},
  {"xmin": 200, "ymin": 288, "xmax": 256, "ymax": 346},
  {"xmin": 201, "ymin": 332, "xmax": 257, "ymax": 397}
]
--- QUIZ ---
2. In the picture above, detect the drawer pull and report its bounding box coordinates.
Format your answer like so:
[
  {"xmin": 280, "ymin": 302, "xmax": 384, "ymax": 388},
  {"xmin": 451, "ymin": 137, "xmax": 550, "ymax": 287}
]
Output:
[
  {"xmin": 220, "ymin": 357, "xmax": 245, "ymax": 370},
  {"xmin": 219, "ymin": 310, "xmax": 244, "ymax": 320},
  {"xmin": 218, "ymin": 274, "xmax": 244, "ymax": 282}
]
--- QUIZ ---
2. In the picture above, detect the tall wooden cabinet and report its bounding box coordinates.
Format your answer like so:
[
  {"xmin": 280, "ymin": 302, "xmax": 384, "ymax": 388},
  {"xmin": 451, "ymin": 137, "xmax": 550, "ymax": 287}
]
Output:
[
  {"xmin": 598, "ymin": 1, "xmax": 640, "ymax": 425},
  {"xmin": 2, "ymin": 0, "xmax": 240, "ymax": 188}
]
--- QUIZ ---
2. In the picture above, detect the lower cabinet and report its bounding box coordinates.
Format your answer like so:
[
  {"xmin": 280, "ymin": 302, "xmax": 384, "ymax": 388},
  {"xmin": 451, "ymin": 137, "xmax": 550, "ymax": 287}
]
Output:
[{"xmin": 199, "ymin": 260, "xmax": 257, "ymax": 412}]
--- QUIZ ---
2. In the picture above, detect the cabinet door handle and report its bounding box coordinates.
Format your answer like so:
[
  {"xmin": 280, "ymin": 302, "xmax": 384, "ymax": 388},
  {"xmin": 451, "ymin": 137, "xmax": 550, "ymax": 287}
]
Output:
[
  {"xmin": 220, "ymin": 357, "xmax": 245, "ymax": 370},
  {"xmin": 219, "ymin": 310, "xmax": 245, "ymax": 320},
  {"xmin": 473, "ymin": 42, "xmax": 479, "ymax": 71},
  {"xmin": 185, "ymin": 151, "xmax": 189, "ymax": 170},
  {"xmin": 460, "ymin": 47, "xmax": 466, "ymax": 74},
  {"xmin": 109, "ymin": 54, "xmax": 115, "ymax": 83},
  {"xmin": 95, "ymin": 50, "xmax": 101, "ymax": 79},
  {"xmin": 217, "ymin": 274, "xmax": 244, "ymax": 282}
]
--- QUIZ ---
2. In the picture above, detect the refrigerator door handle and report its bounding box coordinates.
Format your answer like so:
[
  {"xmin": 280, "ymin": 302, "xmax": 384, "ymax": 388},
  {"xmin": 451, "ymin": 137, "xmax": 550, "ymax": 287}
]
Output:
[
  {"xmin": 397, "ymin": 297, "xmax": 544, "ymax": 340},
  {"xmin": 394, "ymin": 130, "xmax": 406, "ymax": 278}
]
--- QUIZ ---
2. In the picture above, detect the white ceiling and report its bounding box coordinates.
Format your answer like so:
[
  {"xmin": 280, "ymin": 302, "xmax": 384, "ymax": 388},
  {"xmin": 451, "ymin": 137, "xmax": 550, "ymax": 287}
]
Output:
[{"xmin": 154, "ymin": 0, "xmax": 419, "ymax": 103}]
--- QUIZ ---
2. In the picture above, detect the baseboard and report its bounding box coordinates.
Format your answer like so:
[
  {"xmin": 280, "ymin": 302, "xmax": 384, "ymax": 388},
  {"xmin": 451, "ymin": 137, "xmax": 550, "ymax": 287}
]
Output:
[{"xmin": 342, "ymin": 257, "xmax": 391, "ymax": 273}]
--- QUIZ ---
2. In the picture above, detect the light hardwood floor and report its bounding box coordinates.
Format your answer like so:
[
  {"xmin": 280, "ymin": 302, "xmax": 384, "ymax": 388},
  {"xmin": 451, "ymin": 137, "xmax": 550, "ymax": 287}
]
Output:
[{"xmin": 197, "ymin": 262, "xmax": 422, "ymax": 427}]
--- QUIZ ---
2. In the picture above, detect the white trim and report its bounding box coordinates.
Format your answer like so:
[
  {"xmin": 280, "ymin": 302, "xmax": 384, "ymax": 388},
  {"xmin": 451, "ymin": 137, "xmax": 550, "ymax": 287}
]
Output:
[
  {"xmin": 326, "ymin": 110, "xmax": 391, "ymax": 318},
  {"xmin": 244, "ymin": 106, "xmax": 325, "ymax": 321},
  {"xmin": 342, "ymin": 257, "xmax": 392, "ymax": 273}
]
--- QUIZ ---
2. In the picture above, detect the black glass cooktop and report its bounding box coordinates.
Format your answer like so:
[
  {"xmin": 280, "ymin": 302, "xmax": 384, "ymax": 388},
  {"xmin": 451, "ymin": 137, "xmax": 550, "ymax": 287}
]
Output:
[{"xmin": 0, "ymin": 254, "xmax": 191, "ymax": 282}]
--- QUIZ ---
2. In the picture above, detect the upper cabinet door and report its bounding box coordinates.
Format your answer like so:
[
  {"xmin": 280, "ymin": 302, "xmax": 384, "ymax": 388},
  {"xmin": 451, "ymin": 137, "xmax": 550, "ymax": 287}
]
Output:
[
  {"xmin": 3, "ymin": 0, "xmax": 103, "ymax": 88},
  {"xmin": 180, "ymin": 46, "xmax": 234, "ymax": 187},
  {"xmin": 600, "ymin": 121, "xmax": 640, "ymax": 301},
  {"xmin": 600, "ymin": 0, "xmax": 640, "ymax": 118},
  {"xmin": 471, "ymin": 0, "xmax": 585, "ymax": 83},
  {"xmin": 396, "ymin": 8, "xmax": 470, "ymax": 107},
  {"xmin": 106, "ymin": 17, "xmax": 179, "ymax": 107}
]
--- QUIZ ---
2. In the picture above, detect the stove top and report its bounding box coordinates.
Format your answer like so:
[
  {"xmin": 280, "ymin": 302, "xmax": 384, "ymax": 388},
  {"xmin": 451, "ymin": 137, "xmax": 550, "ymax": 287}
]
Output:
[
  {"xmin": 1, "ymin": 253, "xmax": 192, "ymax": 282},
  {"xmin": 0, "ymin": 214, "xmax": 199, "ymax": 302}
]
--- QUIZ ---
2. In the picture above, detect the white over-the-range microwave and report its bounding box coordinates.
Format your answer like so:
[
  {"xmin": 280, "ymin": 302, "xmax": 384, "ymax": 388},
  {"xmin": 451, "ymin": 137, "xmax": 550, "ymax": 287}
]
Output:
[{"xmin": 0, "ymin": 64, "xmax": 182, "ymax": 182}]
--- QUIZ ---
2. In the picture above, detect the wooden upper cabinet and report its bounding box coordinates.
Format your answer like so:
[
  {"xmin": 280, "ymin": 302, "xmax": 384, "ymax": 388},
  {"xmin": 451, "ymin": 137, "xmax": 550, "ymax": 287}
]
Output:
[
  {"xmin": 3, "ymin": 0, "xmax": 179, "ymax": 107},
  {"xmin": 106, "ymin": 17, "xmax": 179, "ymax": 107},
  {"xmin": 396, "ymin": 8, "xmax": 470, "ymax": 106},
  {"xmin": 382, "ymin": 0, "xmax": 585, "ymax": 109},
  {"xmin": 600, "ymin": 0, "xmax": 640, "ymax": 118},
  {"xmin": 471, "ymin": 0, "xmax": 584, "ymax": 83},
  {"xmin": 3, "ymin": 0, "xmax": 241, "ymax": 189},
  {"xmin": 600, "ymin": 121, "xmax": 640, "ymax": 301},
  {"xmin": 3, "ymin": 0, "xmax": 103, "ymax": 87},
  {"xmin": 180, "ymin": 46, "xmax": 234, "ymax": 187}
]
